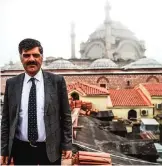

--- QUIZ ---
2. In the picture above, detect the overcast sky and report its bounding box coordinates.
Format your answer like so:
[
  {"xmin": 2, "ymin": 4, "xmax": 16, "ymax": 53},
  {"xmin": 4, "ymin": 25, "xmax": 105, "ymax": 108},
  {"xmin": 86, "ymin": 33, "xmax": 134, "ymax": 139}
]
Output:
[{"xmin": 0, "ymin": 0, "xmax": 162, "ymax": 67}]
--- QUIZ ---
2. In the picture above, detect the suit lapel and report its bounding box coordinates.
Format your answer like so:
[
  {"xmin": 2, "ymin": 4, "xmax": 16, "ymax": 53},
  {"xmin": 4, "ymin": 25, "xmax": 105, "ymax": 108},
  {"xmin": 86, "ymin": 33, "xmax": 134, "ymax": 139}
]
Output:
[
  {"xmin": 15, "ymin": 73, "xmax": 25, "ymax": 108},
  {"xmin": 43, "ymin": 71, "xmax": 56, "ymax": 114}
]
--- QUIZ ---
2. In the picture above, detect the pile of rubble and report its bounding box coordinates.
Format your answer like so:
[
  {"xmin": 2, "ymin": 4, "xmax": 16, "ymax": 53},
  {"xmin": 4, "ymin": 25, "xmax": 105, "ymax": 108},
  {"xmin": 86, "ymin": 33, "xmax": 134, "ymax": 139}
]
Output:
[
  {"xmin": 69, "ymin": 99, "xmax": 99, "ymax": 116},
  {"xmin": 73, "ymin": 151, "xmax": 112, "ymax": 165}
]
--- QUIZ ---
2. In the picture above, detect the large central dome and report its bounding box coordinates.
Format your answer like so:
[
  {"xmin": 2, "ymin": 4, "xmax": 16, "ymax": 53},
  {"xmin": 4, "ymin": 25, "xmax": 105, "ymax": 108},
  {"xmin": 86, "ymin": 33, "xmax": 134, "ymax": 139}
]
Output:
[
  {"xmin": 89, "ymin": 21, "xmax": 137, "ymax": 41},
  {"xmin": 80, "ymin": 1, "xmax": 145, "ymax": 63}
]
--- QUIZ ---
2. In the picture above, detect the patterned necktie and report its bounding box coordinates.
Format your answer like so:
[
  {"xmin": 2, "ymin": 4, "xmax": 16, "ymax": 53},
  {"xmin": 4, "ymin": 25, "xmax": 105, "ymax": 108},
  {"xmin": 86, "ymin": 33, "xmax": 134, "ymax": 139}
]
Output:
[{"xmin": 28, "ymin": 77, "xmax": 38, "ymax": 142}]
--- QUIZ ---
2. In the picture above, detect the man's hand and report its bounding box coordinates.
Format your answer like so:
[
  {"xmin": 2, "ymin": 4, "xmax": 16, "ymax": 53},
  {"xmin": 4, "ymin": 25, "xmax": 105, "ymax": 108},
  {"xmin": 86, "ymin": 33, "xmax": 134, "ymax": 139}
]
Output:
[
  {"xmin": 0, "ymin": 156, "xmax": 9, "ymax": 165},
  {"xmin": 62, "ymin": 150, "xmax": 72, "ymax": 159}
]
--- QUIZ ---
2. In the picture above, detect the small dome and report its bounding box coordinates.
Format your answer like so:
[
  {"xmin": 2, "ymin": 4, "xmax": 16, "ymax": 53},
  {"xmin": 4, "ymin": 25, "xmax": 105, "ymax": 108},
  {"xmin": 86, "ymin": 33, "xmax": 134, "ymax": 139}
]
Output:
[
  {"xmin": 46, "ymin": 59, "xmax": 80, "ymax": 69},
  {"xmin": 123, "ymin": 58, "xmax": 162, "ymax": 69},
  {"xmin": 11, "ymin": 62, "xmax": 24, "ymax": 70},
  {"xmin": 89, "ymin": 58, "xmax": 118, "ymax": 69},
  {"xmin": 42, "ymin": 62, "xmax": 47, "ymax": 69},
  {"xmin": 1, "ymin": 61, "xmax": 23, "ymax": 70},
  {"xmin": 1, "ymin": 64, "xmax": 12, "ymax": 71}
]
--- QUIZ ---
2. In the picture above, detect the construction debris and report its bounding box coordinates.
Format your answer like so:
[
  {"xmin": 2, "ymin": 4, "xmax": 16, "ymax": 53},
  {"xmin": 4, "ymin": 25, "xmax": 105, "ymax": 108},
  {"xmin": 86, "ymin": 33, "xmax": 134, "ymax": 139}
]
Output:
[{"xmin": 73, "ymin": 151, "xmax": 112, "ymax": 165}]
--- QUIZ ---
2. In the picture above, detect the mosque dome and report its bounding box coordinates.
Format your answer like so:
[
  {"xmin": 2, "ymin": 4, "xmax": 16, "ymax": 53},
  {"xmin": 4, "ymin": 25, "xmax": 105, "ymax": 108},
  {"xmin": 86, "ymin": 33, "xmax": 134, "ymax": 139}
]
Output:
[
  {"xmin": 1, "ymin": 61, "xmax": 24, "ymax": 70},
  {"xmin": 89, "ymin": 58, "xmax": 118, "ymax": 69},
  {"xmin": 1, "ymin": 61, "xmax": 49, "ymax": 71},
  {"xmin": 89, "ymin": 21, "xmax": 137, "ymax": 41},
  {"xmin": 46, "ymin": 59, "xmax": 80, "ymax": 69},
  {"xmin": 123, "ymin": 58, "xmax": 162, "ymax": 69},
  {"xmin": 1, "ymin": 64, "xmax": 12, "ymax": 71},
  {"xmin": 80, "ymin": 1, "xmax": 145, "ymax": 61}
]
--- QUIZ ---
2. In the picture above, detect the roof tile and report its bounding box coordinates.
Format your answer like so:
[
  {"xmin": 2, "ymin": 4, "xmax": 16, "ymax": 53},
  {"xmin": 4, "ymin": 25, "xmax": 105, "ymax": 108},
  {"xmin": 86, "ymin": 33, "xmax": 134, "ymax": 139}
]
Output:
[
  {"xmin": 67, "ymin": 82, "xmax": 109, "ymax": 96},
  {"xmin": 142, "ymin": 83, "xmax": 162, "ymax": 96},
  {"xmin": 109, "ymin": 89, "xmax": 152, "ymax": 106}
]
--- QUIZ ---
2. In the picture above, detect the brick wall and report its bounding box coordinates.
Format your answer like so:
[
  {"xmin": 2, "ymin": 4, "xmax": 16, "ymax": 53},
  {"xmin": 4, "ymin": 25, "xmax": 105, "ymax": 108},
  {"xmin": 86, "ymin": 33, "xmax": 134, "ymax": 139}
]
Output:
[
  {"xmin": 1, "ymin": 69, "xmax": 162, "ymax": 93},
  {"xmin": 64, "ymin": 74, "xmax": 162, "ymax": 89}
]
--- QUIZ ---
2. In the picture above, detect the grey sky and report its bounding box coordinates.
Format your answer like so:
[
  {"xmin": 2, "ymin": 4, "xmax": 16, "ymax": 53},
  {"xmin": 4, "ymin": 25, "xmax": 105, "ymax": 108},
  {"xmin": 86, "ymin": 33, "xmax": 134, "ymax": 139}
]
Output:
[{"xmin": 0, "ymin": 0, "xmax": 162, "ymax": 66}]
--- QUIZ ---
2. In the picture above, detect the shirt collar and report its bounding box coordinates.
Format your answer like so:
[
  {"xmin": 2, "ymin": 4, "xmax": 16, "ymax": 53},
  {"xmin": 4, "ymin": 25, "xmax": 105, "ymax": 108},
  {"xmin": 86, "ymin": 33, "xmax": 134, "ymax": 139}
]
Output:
[{"xmin": 24, "ymin": 69, "xmax": 43, "ymax": 83}]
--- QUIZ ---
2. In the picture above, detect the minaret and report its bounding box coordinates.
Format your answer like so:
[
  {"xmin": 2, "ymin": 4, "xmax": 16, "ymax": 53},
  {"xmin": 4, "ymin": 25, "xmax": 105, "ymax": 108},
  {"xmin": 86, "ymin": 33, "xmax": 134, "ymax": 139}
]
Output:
[
  {"xmin": 104, "ymin": 0, "xmax": 112, "ymax": 59},
  {"xmin": 105, "ymin": 0, "xmax": 111, "ymax": 23},
  {"xmin": 71, "ymin": 22, "xmax": 76, "ymax": 59}
]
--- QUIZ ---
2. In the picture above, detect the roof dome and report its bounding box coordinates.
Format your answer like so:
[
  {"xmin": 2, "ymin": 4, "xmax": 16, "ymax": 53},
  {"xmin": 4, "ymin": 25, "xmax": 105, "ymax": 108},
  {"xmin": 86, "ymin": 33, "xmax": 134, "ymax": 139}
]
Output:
[
  {"xmin": 1, "ymin": 64, "xmax": 12, "ymax": 71},
  {"xmin": 1, "ymin": 61, "xmax": 24, "ymax": 70},
  {"xmin": 89, "ymin": 58, "xmax": 118, "ymax": 69},
  {"xmin": 89, "ymin": 21, "xmax": 137, "ymax": 41},
  {"xmin": 46, "ymin": 59, "xmax": 80, "ymax": 69},
  {"xmin": 123, "ymin": 58, "xmax": 162, "ymax": 69}
]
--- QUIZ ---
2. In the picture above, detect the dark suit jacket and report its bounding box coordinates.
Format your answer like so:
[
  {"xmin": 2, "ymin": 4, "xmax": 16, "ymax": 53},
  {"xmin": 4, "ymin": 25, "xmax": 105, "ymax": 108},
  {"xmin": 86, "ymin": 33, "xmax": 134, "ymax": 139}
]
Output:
[{"xmin": 1, "ymin": 71, "xmax": 72, "ymax": 162}]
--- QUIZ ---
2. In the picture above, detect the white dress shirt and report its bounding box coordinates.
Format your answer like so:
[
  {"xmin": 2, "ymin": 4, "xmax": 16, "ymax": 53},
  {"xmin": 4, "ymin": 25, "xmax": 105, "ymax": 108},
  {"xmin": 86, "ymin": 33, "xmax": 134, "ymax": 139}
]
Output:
[{"xmin": 15, "ymin": 69, "xmax": 46, "ymax": 142}]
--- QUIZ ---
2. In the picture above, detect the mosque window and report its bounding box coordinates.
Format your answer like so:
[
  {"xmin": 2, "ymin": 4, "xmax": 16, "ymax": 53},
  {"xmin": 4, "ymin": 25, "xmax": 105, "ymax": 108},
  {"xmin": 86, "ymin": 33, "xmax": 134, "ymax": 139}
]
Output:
[
  {"xmin": 127, "ymin": 80, "xmax": 130, "ymax": 86},
  {"xmin": 100, "ymin": 84, "xmax": 106, "ymax": 88}
]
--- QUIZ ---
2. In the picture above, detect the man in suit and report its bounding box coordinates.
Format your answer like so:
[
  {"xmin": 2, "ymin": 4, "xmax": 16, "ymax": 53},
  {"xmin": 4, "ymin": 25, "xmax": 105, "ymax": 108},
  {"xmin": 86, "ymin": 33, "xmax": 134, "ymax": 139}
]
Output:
[{"xmin": 1, "ymin": 38, "xmax": 72, "ymax": 165}]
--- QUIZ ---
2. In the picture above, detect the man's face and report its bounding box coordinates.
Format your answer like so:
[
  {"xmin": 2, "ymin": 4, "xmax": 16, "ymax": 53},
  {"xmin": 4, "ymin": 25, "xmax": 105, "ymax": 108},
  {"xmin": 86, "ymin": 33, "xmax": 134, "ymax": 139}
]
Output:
[{"xmin": 20, "ymin": 47, "xmax": 43, "ymax": 76}]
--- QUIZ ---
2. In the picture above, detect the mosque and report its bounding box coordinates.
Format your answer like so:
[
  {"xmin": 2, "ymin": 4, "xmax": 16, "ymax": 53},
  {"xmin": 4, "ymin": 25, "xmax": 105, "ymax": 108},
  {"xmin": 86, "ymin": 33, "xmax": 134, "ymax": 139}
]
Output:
[
  {"xmin": 1, "ymin": 1, "xmax": 162, "ymax": 120},
  {"xmin": 1, "ymin": 1, "xmax": 162, "ymax": 90}
]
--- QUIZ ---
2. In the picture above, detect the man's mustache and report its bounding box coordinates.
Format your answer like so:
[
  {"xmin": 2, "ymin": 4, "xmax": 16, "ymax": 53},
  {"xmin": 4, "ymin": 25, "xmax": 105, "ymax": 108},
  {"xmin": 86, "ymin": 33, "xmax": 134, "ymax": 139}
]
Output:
[{"xmin": 26, "ymin": 61, "xmax": 38, "ymax": 66}]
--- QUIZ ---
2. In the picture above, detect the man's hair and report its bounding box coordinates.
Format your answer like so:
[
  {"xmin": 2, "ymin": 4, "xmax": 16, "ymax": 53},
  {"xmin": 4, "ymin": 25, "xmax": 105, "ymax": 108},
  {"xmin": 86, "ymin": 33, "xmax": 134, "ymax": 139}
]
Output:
[{"xmin": 18, "ymin": 38, "xmax": 43, "ymax": 54}]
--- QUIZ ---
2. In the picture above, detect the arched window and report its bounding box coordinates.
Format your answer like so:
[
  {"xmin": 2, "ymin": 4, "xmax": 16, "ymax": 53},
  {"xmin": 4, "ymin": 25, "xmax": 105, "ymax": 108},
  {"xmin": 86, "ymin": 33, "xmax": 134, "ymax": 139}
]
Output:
[
  {"xmin": 146, "ymin": 76, "xmax": 159, "ymax": 83},
  {"xmin": 128, "ymin": 109, "xmax": 137, "ymax": 120},
  {"xmin": 71, "ymin": 92, "xmax": 79, "ymax": 101},
  {"xmin": 97, "ymin": 76, "xmax": 109, "ymax": 88}
]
